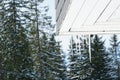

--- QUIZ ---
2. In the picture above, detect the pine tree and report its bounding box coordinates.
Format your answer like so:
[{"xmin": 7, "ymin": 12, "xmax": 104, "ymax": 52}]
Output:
[
  {"xmin": 109, "ymin": 34, "xmax": 120, "ymax": 79},
  {"xmin": 38, "ymin": 34, "xmax": 66, "ymax": 80},
  {"xmin": 90, "ymin": 35, "xmax": 111, "ymax": 80},
  {"xmin": 0, "ymin": 0, "xmax": 43, "ymax": 79},
  {"xmin": 0, "ymin": 0, "xmax": 66, "ymax": 80},
  {"xmin": 68, "ymin": 37, "xmax": 79, "ymax": 79},
  {"xmin": 28, "ymin": 1, "xmax": 55, "ymax": 79},
  {"xmin": 68, "ymin": 36, "xmax": 91, "ymax": 80},
  {"xmin": 0, "ymin": 2, "xmax": 6, "ymax": 79},
  {"xmin": 79, "ymin": 36, "xmax": 91, "ymax": 80},
  {"xmin": 49, "ymin": 34, "xmax": 66, "ymax": 80},
  {"xmin": 26, "ymin": 0, "xmax": 65, "ymax": 79},
  {"xmin": 27, "ymin": 2, "xmax": 66, "ymax": 78}
]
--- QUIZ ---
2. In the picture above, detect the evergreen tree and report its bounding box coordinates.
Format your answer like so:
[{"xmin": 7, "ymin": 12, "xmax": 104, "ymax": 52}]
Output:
[
  {"xmin": 38, "ymin": 34, "xmax": 66, "ymax": 80},
  {"xmin": 49, "ymin": 34, "xmax": 66, "ymax": 80},
  {"xmin": 90, "ymin": 35, "xmax": 111, "ymax": 80},
  {"xmin": 68, "ymin": 37, "xmax": 79, "ymax": 79},
  {"xmin": 27, "ymin": 0, "xmax": 66, "ymax": 79},
  {"xmin": 109, "ymin": 34, "xmax": 120, "ymax": 79},
  {"xmin": 68, "ymin": 36, "xmax": 91, "ymax": 80},
  {"xmin": 0, "ymin": 0, "xmax": 43, "ymax": 79},
  {"xmin": 28, "ymin": 1, "xmax": 55, "ymax": 79},
  {"xmin": 0, "ymin": 2, "xmax": 6, "ymax": 79},
  {"xmin": 0, "ymin": 0, "xmax": 66, "ymax": 80}
]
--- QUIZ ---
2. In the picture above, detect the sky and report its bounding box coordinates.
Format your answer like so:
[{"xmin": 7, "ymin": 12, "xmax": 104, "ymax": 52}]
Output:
[{"xmin": 43, "ymin": 0, "xmax": 56, "ymax": 24}]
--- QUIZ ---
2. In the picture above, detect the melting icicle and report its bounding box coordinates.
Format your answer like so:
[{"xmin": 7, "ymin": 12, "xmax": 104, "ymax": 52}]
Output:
[
  {"xmin": 70, "ymin": 36, "xmax": 73, "ymax": 55},
  {"xmin": 79, "ymin": 35, "xmax": 82, "ymax": 59},
  {"xmin": 88, "ymin": 34, "xmax": 91, "ymax": 63}
]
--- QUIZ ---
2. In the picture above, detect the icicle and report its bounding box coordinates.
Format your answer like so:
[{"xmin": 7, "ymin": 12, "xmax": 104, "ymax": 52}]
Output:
[
  {"xmin": 82, "ymin": 35, "xmax": 85, "ymax": 50},
  {"xmin": 88, "ymin": 34, "xmax": 92, "ymax": 63},
  {"xmin": 79, "ymin": 35, "xmax": 82, "ymax": 59},
  {"xmin": 71, "ymin": 36, "xmax": 73, "ymax": 55},
  {"xmin": 75, "ymin": 35, "xmax": 78, "ymax": 53}
]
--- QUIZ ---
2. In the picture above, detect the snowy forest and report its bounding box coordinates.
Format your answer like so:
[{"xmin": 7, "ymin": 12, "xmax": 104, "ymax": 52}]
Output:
[{"xmin": 0, "ymin": 0, "xmax": 120, "ymax": 80}]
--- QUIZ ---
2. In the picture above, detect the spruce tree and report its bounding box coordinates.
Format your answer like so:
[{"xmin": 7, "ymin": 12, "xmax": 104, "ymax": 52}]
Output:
[
  {"xmin": 0, "ymin": 0, "xmax": 43, "ymax": 79},
  {"xmin": 109, "ymin": 34, "xmax": 120, "ymax": 79},
  {"xmin": 0, "ymin": 2, "xmax": 6, "ymax": 79},
  {"xmin": 49, "ymin": 34, "xmax": 66, "ymax": 80},
  {"xmin": 26, "ymin": 0, "xmax": 65, "ymax": 79},
  {"xmin": 39, "ymin": 34, "xmax": 66, "ymax": 80},
  {"xmin": 68, "ymin": 36, "xmax": 91, "ymax": 80},
  {"xmin": 68, "ymin": 37, "xmax": 79, "ymax": 79},
  {"xmin": 90, "ymin": 35, "xmax": 111, "ymax": 80},
  {"xmin": 0, "ymin": 0, "xmax": 66, "ymax": 80}
]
